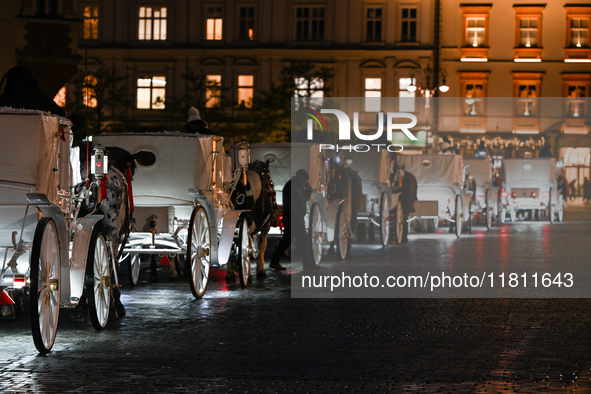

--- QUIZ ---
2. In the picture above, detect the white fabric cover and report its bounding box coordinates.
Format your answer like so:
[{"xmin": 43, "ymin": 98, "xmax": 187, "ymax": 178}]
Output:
[
  {"xmin": 343, "ymin": 150, "xmax": 389, "ymax": 185},
  {"xmin": 464, "ymin": 158, "xmax": 492, "ymax": 188},
  {"xmin": 93, "ymin": 132, "xmax": 216, "ymax": 206},
  {"xmin": 503, "ymin": 158, "xmax": 557, "ymax": 185},
  {"xmin": 397, "ymin": 154, "xmax": 464, "ymax": 187},
  {"xmin": 0, "ymin": 113, "xmax": 60, "ymax": 199}
]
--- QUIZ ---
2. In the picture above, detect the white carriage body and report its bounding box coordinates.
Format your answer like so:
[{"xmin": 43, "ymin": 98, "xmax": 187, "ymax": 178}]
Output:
[
  {"xmin": 397, "ymin": 154, "xmax": 465, "ymax": 219},
  {"xmin": 93, "ymin": 132, "xmax": 237, "ymax": 266},
  {"xmin": 0, "ymin": 109, "xmax": 99, "ymax": 309},
  {"xmin": 463, "ymin": 157, "xmax": 498, "ymax": 211},
  {"xmin": 502, "ymin": 158, "xmax": 558, "ymax": 210}
]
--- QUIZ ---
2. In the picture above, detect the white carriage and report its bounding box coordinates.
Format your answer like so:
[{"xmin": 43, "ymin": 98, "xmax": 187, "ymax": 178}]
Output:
[
  {"xmin": 0, "ymin": 109, "xmax": 117, "ymax": 353},
  {"xmin": 499, "ymin": 158, "xmax": 563, "ymax": 223},
  {"xmin": 248, "ymin": 142, "xmax": 351, "ymax": 264},
  {"xmin": 93, "ymin": 132, "xmax": 253, "ymax": 298},
  {"xmin": 463, "ymin": 158, "xmax": 500, "ymax": 229},
  {"xmin": 396, "ymin": 154, "xmax": 472, "ymax": 237},
  {"xmin": 342, "ymin": 150, "xmax": 404, "ymax": 245}
]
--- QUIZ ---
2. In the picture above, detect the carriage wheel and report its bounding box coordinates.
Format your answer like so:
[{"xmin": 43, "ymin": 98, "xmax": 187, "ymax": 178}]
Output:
[
  {"xmin": 379, "ymin": 193, "xmax": 390, "ymax": 247},
  {"xmin": 335, "ymin": 207, "xmax": 349, "ymax": 260},
  {"xmin": 30, "ymin": 218, "xmax": 61, "ymax": 354},
  {"xmin": 393, "ymin": 201, "xmax": 404, "ymax": 244},
  {"xmin": 121, "ymin": 248, "xmax": 141, "ymax": 287},
  {"xmin": 237, "ymin": 218, "xmax": 251, "ymax": 288},
  {"xmin": 454, "ymin": 195, "xmax": 462, "ymax": 238},
  {"xmin": 188, "ymin": 206, "xmax": 211, "ymax": 299},
  {"xmin": 308, "ymin": 203, "xmax": 323, "ymax": 266},
  {"xmin": 485, "ymin": 190, "xmax": 492, "ymax": 230},
  {"xmin": 85, "ymin": 224, "xmax": 111, "ymax": 330}
]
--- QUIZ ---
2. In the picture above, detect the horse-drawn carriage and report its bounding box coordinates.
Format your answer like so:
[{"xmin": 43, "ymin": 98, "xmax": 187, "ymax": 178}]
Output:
[
  {"xmin": 342, "ymin": 150, "xmax": 404, "ymax": 245},
  {"xmin": 93, "ymin": 132, "xmax": 254, "ymax": 298},
  {"xmin": 499, "ymin": 157, "xmax": 563, "ymax": 223},
  {"xmin": 463, "ymin": 157, "xmax": 500, "ymax": 229},
  {"xmin": 396, "ymin": 154, "xmax": 472, "ymax": 237},
  {"xmin": 0, "ymin": 109, "xmax": 117, "ymax": 353},
  {"xmin": 248, "ymin": 142, "xmax": 352, "ymax": 264}
]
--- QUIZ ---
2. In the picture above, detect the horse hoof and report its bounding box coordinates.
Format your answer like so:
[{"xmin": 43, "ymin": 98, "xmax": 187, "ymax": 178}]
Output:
[
  {"xmin": 108, "ymin": 308, "xmax": 119, "ymax": 321},
  {"xmin": 115, "ymin": 303, "xmax": 127, "ymax": 317},
  {"xmin": 257, "ymin": 271, "xmax": 266, "ymax": 278},
  {"xmin": 1, "ymin": 306, "xmax": 16, "ymax": 321}
]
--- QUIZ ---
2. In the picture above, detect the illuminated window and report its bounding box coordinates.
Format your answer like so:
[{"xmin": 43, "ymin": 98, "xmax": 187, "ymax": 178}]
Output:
[
  {"xmin": 399, "ymin": 78, "xmax": 415, "ymax": 112},
  {"xmin": 401, "ymin": 8, "xmax": 417, "ymax": 42},
  {"xmin": 136, "ymin": 76, "xmax": 166, "ymax": 109},
  {"xmin": 563, "ymin": 75, "xmax": 590, "ymax": 118},
  {"xmin": 296, "ymin": 7, "xmax": 325, "ymax": 41},
  {"xmin": 237, "ymin": 75, "xmax": 254, "ymax": 108},
  {"xmin": 514, "ymin": 81, "xmax": 539, "ymax": 117},
  {"xmin": 571, "ymin": 18, "xmax": 589, "ymax": 47},
  {"xmin": 364, "ymin": 78, "xmax": 381, "ymax": 112},
  {"xmin": 206, "ymin": 7, "xmax": 223, "ymax": 40},
  {"xmin": 84, "ymin": 75, "xmax": 97, "ymax": 108},
  {"xmin": 460, "ymin": 72, "xmax": 488, "ymax": 116},
  {"xmin": 54, "ymin": 86, "xmax": 66, "ymax": 107},
  {"xmin": 294, "ymin": 77, "xmax": 324, "ymax": 107},
  {"xmin": 519, "ymin": 19, "xmax": 538, "ymax": 47},
  {"xmin": 466, "ymin": 18, "xmax": 485, "ymax": 47},
  {"xmin": 238, "ymin": 7, "xmax": 254, "ymax": 40},
  {"xmin": 366, "ymin": 7, "xmax": 382, "ymax": 42},
  {"xmin": 205, "ymin": 75, "xmax": 222, "ymax": 108},
  {"xmin": 138, "ymin": 6, "xmax": 167, "ymax": 40},
  {"xmin": 83, "ymin": 6, "xmax": 99, "ymax": 40},
  {"xmin": 460, "ymin": 5, "xmax": 491, "ymax": 61}
]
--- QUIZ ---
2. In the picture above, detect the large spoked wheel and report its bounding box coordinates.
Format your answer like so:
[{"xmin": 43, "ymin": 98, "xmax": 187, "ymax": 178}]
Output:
[
  {"xmin": 454, "ymin": 195, "xmax": 463, "ymax": 238},
  {"xmin": 392, "ymin": 201, "xmax": 404, "ymax": 244},
  {"xmin": 237, "ymin": 217, "xmax": 251, "ymax": 288},
  {"xmin": 308, "ymin": 203, "xmax": 323, "ymax": 266},
  {"xmin": 379, "ymin": 193, "xmax": 390, "ymax": 247},
  {"xmin": 485, "ymin": 190, "xmax": 492, "ymax": 230},
  {"xmin": 30, "ymin": 218, "xmax": 61, "ymax": 354},
  {"xmin": 335, "ymin": 206, "xmax": 349, "ymax": 260},
  {"xmin": 121, "ymin": 248, "xmax": 141, "ymax": 287},
  {"xmin": 188, "ymin": 206, "xmax": 211, "ymax": 299},
  {"xmin": 85, "ymin": 224, "xmax": 111, "ymax": 330}
]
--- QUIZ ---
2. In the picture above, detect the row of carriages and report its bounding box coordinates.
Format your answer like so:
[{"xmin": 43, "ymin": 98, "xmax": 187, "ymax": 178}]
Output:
[{"xmin": 0, "ymin": 109, "xmax": 566, "ymax": 353}]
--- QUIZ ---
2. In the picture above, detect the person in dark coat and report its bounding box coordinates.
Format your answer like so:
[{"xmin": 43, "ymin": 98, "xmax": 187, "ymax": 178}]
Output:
[
  {"xmin": 583, "ymin": 178, "xmax": 591, "ymax": 202},
  {"xmin": 270, "ymin": 169, "xmax": 316, "ymax": 270},
  {"xmin": 184, "ymin": 107, "xmax": 215, "ymax": 135},
  {"xmin": 569, "ymin": 179, "xmax": 577, "ymax": 200},
  {"xmin": 0, "ymin": 66, "xmax": 65, "ymax": 116},
  {"xmin": 391, "ymin": 165, "xmax": 417, "ymax": 243}
]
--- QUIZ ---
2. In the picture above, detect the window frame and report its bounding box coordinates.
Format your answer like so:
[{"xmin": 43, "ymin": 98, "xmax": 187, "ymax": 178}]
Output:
[
  {"xmin": 138, "ymin": 6, "xmax": 167, "ymax": 41},
  {"xmin": 136, "ymin": 75, "xmax": 167, "ymax": 110},
  {"xmin": 459, "ymin": 72, "xmax": 489, "ymax": 117},
  {"xmin": 460, "ymin": 4, "xmax": 491, "ymax": 61},
  {"xmin": 237, "ymin": 74, "xmax": 254, "ymax": 108},
  {"xmin": 205, "ymin": 74, "xmax": 222, "ymax": 108},
  {"xmin": 295, "ymin": 5, "xmax": 326, "ymax": 42},
  {"xmin": 563, "ymin": 74, "xmax": 590, "ymax": 118},
  {"xmin": 400, "ymin": 7, "xmax": 418, "ymax": 43},
  {"xmin": 82, "ymin": 5, "xmax": 99, "ymax": 40},
  {"xmin": 206, "ymin": 5, "xmax": 224, "ymax": 41},
  {"xmin": 365, "ymin": 6, "xmax": 383, "ymax": 43},
  {"xmin": 238, "ymin": 6, "xmax": 255, "ymax": 41},
  {"xmin": 364, "ymin": 77, "xmax": 382, "ymax": 112},
  {"xmin": 513, "ymin": 5, "xmax": 544, "ymax": 61},
  {"xmin": 564, "ymin": 5, "xmax": 591, "ymax": 61}
]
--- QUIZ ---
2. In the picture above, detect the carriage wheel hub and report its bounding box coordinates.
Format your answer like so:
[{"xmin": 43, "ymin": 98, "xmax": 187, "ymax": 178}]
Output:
[
  {"xmin": 49, "ymin": 279, "xmax": 59, "ymax": 292},
  {"xmin": 101, "ymin": 276, "xmax": 111, "ymax": 287}
]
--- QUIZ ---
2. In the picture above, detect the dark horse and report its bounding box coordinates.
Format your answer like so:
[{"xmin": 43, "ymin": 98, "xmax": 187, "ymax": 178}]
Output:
[
  {"xmin": 227, "ymin": 160, "xmax": 277, "ymax": 278},
  {"xmin": 75, "ymin": 146, "xmax": 137, "ymax": 319}
]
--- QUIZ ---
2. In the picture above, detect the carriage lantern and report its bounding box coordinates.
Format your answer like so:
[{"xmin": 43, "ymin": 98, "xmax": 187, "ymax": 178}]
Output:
[
  {"xmin": 91, "ymin": 145, "xmax": 108, "ymax": 178},
  {"xmin": 238, "ymin": 141, "xmax": 250, "ymax": 185}
]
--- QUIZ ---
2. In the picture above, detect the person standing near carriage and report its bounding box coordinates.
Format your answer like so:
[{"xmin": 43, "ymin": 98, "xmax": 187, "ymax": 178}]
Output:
[{"xmin": 270, "ymin": 169, "xmax": 316, "ymax": 271}]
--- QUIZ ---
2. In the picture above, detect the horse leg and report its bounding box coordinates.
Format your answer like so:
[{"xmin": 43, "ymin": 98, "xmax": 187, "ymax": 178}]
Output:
[
  {"xmin": 257, "ymin": 227, "xmax": 269, "ymax": 277},
  {"xmin": 226, "ymin": 257, "xmax": 236, "ymax": 281},
  {"xmin": 0, "ymin": 291, "xmax": 16, "ymax": 321},
  {"xmin": 168, "ymin": 255, "xmax": 180, "ymax": 282}
]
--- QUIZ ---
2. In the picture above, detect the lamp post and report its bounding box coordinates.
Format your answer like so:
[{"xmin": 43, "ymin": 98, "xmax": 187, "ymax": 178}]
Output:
[{"xmin": 406, "ymin": 65, "xmax": 448, "ymax": 153}]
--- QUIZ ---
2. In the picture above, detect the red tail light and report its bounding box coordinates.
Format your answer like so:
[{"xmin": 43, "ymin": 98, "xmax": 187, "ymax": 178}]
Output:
[
  {"xmin": 501, "ymin": 190, "xmax": 509, "ymax": 198},
  {"xmin": 511, "ymin": 192, "xmax": 517, "ymax": 199},
  {"xmin": 531, "ymin": 192, "xmax": 537, "ymax": 198}
]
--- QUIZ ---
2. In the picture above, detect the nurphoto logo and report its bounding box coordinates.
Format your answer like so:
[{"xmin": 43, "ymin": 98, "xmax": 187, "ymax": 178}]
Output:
[{"xmin": 303, "ymin": 106, "xmax": 418, "ymax": 153}]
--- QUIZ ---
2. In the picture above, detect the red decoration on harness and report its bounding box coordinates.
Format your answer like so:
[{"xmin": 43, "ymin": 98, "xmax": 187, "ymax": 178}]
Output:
[
  {"xmin": 99, "ymin": 176, "xmax": 108, "ymax": 201},
  {"xmin": 126, "ymin": 167, "xmax": 134, "ymax": 212},
  {"xmin": 59, "ymin": 128, "xmax": 66, "ymax": 141}
]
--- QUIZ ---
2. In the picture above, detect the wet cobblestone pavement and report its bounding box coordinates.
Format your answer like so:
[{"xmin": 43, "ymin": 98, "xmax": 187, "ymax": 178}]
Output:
[{"xmin": 2, "ymin": 205, "xmax": 591, "ymax": 393}]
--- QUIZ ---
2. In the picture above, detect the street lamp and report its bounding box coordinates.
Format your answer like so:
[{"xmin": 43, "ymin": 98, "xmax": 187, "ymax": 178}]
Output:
[{"xmin": 406, "ymin": 65, "xmax": 449, "ymax": 97}]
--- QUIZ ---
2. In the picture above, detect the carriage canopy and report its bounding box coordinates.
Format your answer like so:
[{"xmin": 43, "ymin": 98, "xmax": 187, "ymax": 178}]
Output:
[
  {"xmin": 397, "ymin": 154, "xmax": 464, "ymax": 187},
  {"xmin": 0, "ymin": 110, "xmax": 71, "ymax": 203},
  {"xmin": 503, "ymin": 158, "xmax": 557, "ymax": 185},
  {"xmin": 93, "ymin": 132, "xmax": 228, "ymax": 205}
]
